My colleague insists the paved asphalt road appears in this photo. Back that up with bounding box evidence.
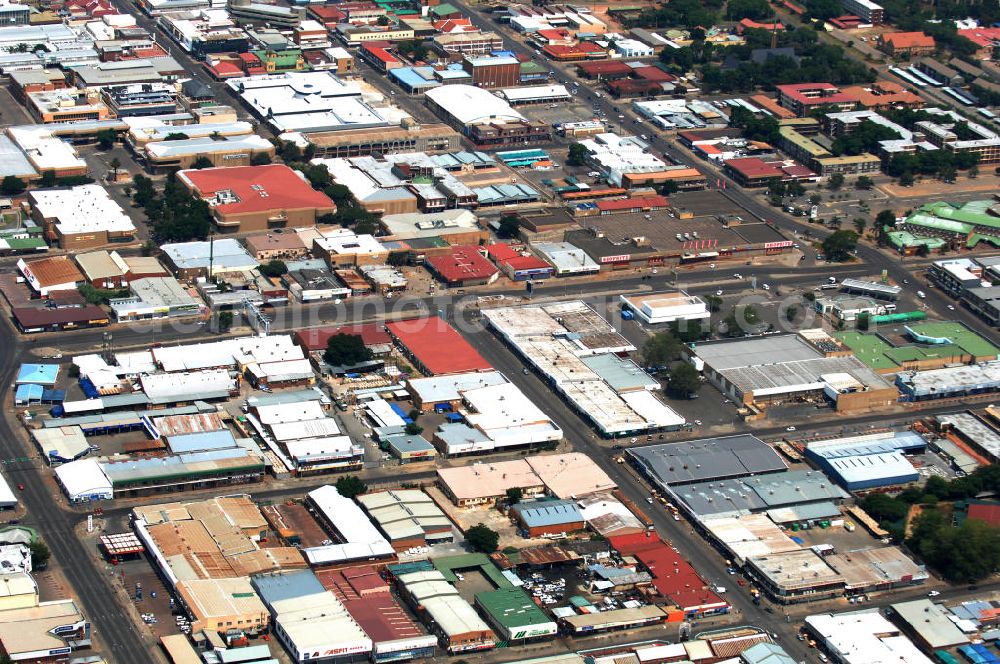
[0,330,152,663]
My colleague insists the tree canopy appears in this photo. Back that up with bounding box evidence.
[335,475,367,499]
[497,215,521,239]
[642,331,682,368]
[323,333,373,367]
[821,230,859,262]
[666,363,702,398]
[259,260,288,278]
[567,143,589,167]
[466,523,500,553]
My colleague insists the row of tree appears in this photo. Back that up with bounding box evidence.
[131,173,212,243]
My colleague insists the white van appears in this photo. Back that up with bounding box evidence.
[917,290,926,299]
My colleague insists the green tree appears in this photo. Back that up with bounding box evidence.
[29,541,50,569]
[908,512,1000,584]
[505,487,523,505]
[827,173,845,190]
[191,156,214,169]
[404,422,424,435]
[108,156,122,181]
[821,230,859,262]
[853,218,867,236]
[666,363,702,398]
[658,180,680,195]
[335,475,368,499]
[809,193,822,206]
[786,180,806,198]
[856,175,874,190]
[859,492,909,523]
[642,331,681,368]
[95,128,116,150]
[132,175,156,207]
[567,142,589,167]
[785,305,799,322]
[0,176,26,196]
[704,294,723,312]
[497,214,521,239]
[259,260,287,278]
[217,311,234,332]
[466,523,500,553]
[899,171,915,187]
[163,132,189,141]
[323,333,374,367]
[278,140,303,163]
[387,251,408,267]
[251,153,272,166]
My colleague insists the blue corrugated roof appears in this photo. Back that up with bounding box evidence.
[252,570,325,606]
[512,500,582,528]
[14,384,43,403]
[166,430,237,454]
[17,363,59,385]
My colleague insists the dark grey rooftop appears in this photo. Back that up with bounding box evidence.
[627,434,787,486]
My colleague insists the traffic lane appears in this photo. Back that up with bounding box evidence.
[0,358,152,663]
[34,259,871,353]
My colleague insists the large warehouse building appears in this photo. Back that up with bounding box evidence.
[424,85,551,147]
[804,431,925,491]
[483,301,685,436]
[627,435,787,488]
[690,330,899,414]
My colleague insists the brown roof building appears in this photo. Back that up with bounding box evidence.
[16,256,84,296]
[243,232,311,261]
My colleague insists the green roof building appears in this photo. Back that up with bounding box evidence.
[898,200,1000,249]
[835,321,999,373]
[474,588,557,641]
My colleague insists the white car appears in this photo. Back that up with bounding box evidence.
[762,283,770,291]
[928,590,941,597]
[716,290,723,296]
[947,305,955,310]
[786,426,796,432]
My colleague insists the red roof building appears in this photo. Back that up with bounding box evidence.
[595,195,669,214]
[776,83,858,116]
[738,18,784,33]
[205,59,244,80]
[434,18,478,33]
[959,26,1000,48]
[609,533,729,616]
[723,157,785,188]
[294,324,393,354]
[485,243,553,281]
[968,502,1000,526]
[178,165,337,233]
[879,32,935,56]
[316,567,436,655]
[631,66,676,83]
[360,42,403,73]
[386,317,492,375]
[425,246,499,287]
[608,79,666,98]
[576,59,632,79]
[543,42,606,61]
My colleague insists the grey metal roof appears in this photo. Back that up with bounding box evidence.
[252,570,325,607]
[694,335,820,370]
[674,470,847,517]
[0,135,36,179]
[628,434,787,487]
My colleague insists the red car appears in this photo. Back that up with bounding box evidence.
[16,484,24,491]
